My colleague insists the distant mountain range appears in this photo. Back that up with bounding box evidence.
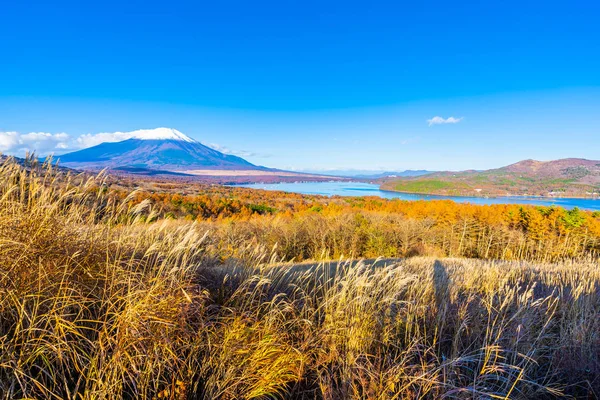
[380,158,600,198]
[302,169,434,179]
[54,130,600,197]
[354,170,433,179]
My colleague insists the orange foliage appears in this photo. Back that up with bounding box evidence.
[104,181,600,262]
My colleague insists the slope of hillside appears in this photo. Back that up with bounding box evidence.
[59,137,259,171]
[381,158,600,197]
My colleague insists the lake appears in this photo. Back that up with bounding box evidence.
[234,181,600,211]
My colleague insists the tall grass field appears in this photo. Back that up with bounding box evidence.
[1,157,599,399]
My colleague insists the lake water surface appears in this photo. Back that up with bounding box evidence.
[235,181,600,211]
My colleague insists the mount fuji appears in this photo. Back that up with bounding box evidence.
[58,128,262,172]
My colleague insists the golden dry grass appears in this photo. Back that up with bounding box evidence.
[0,157,599,399]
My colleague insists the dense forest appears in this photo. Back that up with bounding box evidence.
[107,174,600,262]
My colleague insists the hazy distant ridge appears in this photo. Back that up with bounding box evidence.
[303,169,434,178]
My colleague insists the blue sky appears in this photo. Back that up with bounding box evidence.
[1,0,599,171]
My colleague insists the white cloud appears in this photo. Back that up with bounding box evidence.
[427,116,463,126]
[76,128,195,148]
[0,130,154,157]
[0,128,269,159]
[0,127,201,157]
[0,128,194,157]
[0,132,21,152]
[0,131,72,156]
[205,142,271,158]
[206,142,248,157]
[400,136,420,145]
[75,131,141,149]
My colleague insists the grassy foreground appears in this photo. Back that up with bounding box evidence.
[1,158,599,399]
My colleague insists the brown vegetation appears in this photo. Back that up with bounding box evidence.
[108,172,600,263]
[1,156,599,399]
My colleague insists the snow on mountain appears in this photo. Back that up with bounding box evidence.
[125,128,196,143]
[76,127,197,149]
[59,128,261,172]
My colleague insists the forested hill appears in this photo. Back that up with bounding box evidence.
[380,158,600,198]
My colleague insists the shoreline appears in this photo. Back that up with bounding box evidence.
[379,186,600,200]
[232,181,600,211]
[378,187,600,201]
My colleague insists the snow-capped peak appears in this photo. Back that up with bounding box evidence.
[74,127,197,149]
[128,128,196,143]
